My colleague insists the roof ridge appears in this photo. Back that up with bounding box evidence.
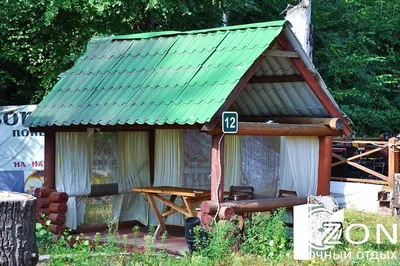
[111,20,287,40]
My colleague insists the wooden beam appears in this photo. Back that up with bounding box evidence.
[200,197,307,214]
[388,137,399,188]
[278,33,352,136]
[201,38,280,132]
[239,117,343,129]
[331,177,388,186]
[44,132,56,189]
[262,50,299,57]
[211,135,224,203]
[332,153,388,181]
[29,123,202,133]
[149,130,155,186]
[207,122,341,136]
[331,145,388,167]
[247,75,303,84]
[88,183,118,197]
[317,136,333,195]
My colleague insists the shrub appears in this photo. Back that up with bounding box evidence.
[241,208,290,259]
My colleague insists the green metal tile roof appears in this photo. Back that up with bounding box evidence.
[26,20,286,127]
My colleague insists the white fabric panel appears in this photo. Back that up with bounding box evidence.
[278,137,295,192]
[224,135,242,190]
[113,132,150,224]
[151,129,184,226]
[55,132,93,230]
[279,136,319,197]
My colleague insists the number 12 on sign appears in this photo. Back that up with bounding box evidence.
[222,111,238,133]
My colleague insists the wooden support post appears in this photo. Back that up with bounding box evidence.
[317,136,333,195]
[388,137,399,188]
[44,131,56,189]
[149,130,155,186]
[211,135,224,203]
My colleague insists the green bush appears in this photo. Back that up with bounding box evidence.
[241,208,290,259]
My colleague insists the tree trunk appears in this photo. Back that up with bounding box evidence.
[0,191,38,266]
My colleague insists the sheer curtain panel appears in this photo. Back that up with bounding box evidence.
[279,136,319,197]
[151,129,184,226]
[55,132,93,230]
[224,135,242,190]
[113,132,151,224]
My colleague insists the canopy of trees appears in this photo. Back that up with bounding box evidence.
[1,0,398,135]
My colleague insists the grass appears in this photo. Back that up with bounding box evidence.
[37,208,400,266]
[83,197,114,225]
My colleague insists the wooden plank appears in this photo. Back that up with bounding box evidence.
[317,136,333,195]
[347,162,388,181]
[132,186,210,197]
[278,33,352,136]
[30,123,202,133]
[44,132,56,189]
[182,196,196,217]
[262,50,299,57]
[207,122,341,136]
[332,153,389,181]
[247,75,303,84]
[211,135,224,202]
[331,177,388,185]
[388,137,399,188]
[152,194,191,217]
[161,195,213,218]
[331,145,388,167]
[145,194,167,238]
[333,140,388,145]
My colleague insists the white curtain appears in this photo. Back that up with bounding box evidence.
[151,129,184,226]
[279,136,319,197]
[55,132,93,230]
[112,132,150,224]
[224,135,242,190]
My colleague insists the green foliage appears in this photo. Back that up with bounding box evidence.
[192,219,241,264]
[241,209,289,259]
[312,0,400,135]
[36,219,53,250]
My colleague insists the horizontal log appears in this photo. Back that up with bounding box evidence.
[37,198,51,208]
[38,208,50,216]
[33,187,57,198]
[238,117,343,130]
[331,177,388,185]
[218,207,235,220]
[49,192,69,203]
[49,203,68,214]
[200,213,214,230]
[201,197,307,214]
[206,122,341,136]
[49,224,66,235]
[89,183,118,198]
[48,213,66,225]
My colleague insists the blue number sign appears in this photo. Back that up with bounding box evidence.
[222,111,238,133]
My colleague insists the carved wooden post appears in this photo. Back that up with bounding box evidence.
[0,192,38,265]
[317,136,333,195]
[388,137,399,188]
[44,131,56,189]
[211,135,224,203]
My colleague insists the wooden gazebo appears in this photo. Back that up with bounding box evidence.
[25,20,351,232]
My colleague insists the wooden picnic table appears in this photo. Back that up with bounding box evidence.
[132,186,221,238]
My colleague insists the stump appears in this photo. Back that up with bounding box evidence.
[0,191,38,266]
